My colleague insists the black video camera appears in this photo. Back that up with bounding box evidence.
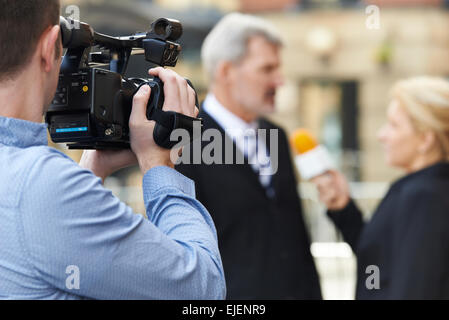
[45,16,202,150]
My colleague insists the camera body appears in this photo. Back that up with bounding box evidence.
[46,17,200,150]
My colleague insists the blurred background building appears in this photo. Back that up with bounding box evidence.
[58,0,449,299]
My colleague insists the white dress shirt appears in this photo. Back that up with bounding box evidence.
[203,94,273,190]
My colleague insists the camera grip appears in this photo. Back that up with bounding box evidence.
[152,109,202,149]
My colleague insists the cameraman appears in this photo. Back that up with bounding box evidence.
[0,0,225,300]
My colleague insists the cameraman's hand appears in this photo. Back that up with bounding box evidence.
[312,170,351,211]
[79,149,137,183]
[129,67,199,174]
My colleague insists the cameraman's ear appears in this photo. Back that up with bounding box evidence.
[41,25,61,73]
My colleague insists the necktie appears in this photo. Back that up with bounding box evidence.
[243,130,275,198]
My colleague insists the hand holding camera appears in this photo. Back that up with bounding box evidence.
[130,67,199,173]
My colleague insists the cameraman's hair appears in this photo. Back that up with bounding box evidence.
[0,0,60,82]
[201,13,283,83]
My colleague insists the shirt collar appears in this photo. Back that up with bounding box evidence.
[203,93,259,137]
[0,116,48,148]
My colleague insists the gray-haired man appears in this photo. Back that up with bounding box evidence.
[176,13,322,300]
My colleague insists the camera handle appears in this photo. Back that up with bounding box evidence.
[150,108,202,149]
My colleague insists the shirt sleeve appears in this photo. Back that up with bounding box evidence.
[18,151,226,300]
[327,200,365,253]
[175,162,202,200]
[388,189,449,299]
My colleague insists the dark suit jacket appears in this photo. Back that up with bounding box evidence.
[176,109,322,300]
[328,162,449,299]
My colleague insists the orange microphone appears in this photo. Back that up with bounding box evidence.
[290,129,334,180]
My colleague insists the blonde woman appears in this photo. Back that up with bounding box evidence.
[315,77,449,299]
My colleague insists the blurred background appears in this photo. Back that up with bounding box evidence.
[57,0,449,299]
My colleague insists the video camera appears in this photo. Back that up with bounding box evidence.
[45,16,202,150]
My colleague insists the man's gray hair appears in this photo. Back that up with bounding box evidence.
[201,12,283,82]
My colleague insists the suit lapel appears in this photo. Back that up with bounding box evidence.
[199,109,268,195]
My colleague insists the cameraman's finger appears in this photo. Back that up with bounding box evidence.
[148,66,165,77]
[149,67,194,116]
[177,77,190,115]
[130,85,151,124]
[188,86,197,117]
[148,68,182,113]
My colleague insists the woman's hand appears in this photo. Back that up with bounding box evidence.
[312,170,351,211]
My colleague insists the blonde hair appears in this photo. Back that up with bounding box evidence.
[392,76,449,161]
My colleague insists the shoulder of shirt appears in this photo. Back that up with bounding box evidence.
[3,145,89,209]
[19,145,92,190]
[21,145,76,165]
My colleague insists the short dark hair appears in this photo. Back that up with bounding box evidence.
[0,0,60,81]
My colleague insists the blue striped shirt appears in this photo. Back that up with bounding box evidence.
[0,116,225,300]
